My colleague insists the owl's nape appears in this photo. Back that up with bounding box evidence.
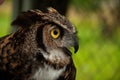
[0,7,79,80]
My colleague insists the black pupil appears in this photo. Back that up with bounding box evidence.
[54,29,58,35]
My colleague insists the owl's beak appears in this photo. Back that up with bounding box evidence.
[62,34,79,55]
[73,38,79,53]
[62,39,79,56]
[74,41,79,53]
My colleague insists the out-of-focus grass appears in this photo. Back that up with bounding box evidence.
[0,13,11,37]
[69,13,120,80]
[0,1,11,37]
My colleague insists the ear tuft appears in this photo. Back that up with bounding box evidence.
[47,7,58,14]
[11,11,40,27]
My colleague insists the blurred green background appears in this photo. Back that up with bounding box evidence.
[0,0,120,80]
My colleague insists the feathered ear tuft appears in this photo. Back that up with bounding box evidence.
[47,7,58,13]
[11,10,41,28]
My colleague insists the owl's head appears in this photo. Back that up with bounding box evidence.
[12,8,79,67]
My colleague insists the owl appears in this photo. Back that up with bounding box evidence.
[0,8,79,80]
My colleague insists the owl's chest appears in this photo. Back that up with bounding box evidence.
[31,64,66,80]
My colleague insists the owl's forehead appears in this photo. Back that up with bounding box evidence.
[45,11,76,33]
[31,8,76,33]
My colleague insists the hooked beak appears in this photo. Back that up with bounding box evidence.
[63,37,79,56]
[62,34,79,56]
[73,37,79,53]
[74,40,79,53]
[64,40,79,56]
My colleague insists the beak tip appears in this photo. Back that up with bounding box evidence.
[74,50,77,53]
[74,44,79,53]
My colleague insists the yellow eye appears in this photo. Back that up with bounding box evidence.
[51,28,60,39]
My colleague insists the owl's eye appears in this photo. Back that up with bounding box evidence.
[50,28,60,39]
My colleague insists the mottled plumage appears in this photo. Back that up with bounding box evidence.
[0,8,79,80]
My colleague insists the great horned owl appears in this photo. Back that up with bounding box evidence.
[0,8,79,80]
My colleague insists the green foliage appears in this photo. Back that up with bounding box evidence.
[0,13,10,37]
[70,0,102,11]
[71,16,120,80]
